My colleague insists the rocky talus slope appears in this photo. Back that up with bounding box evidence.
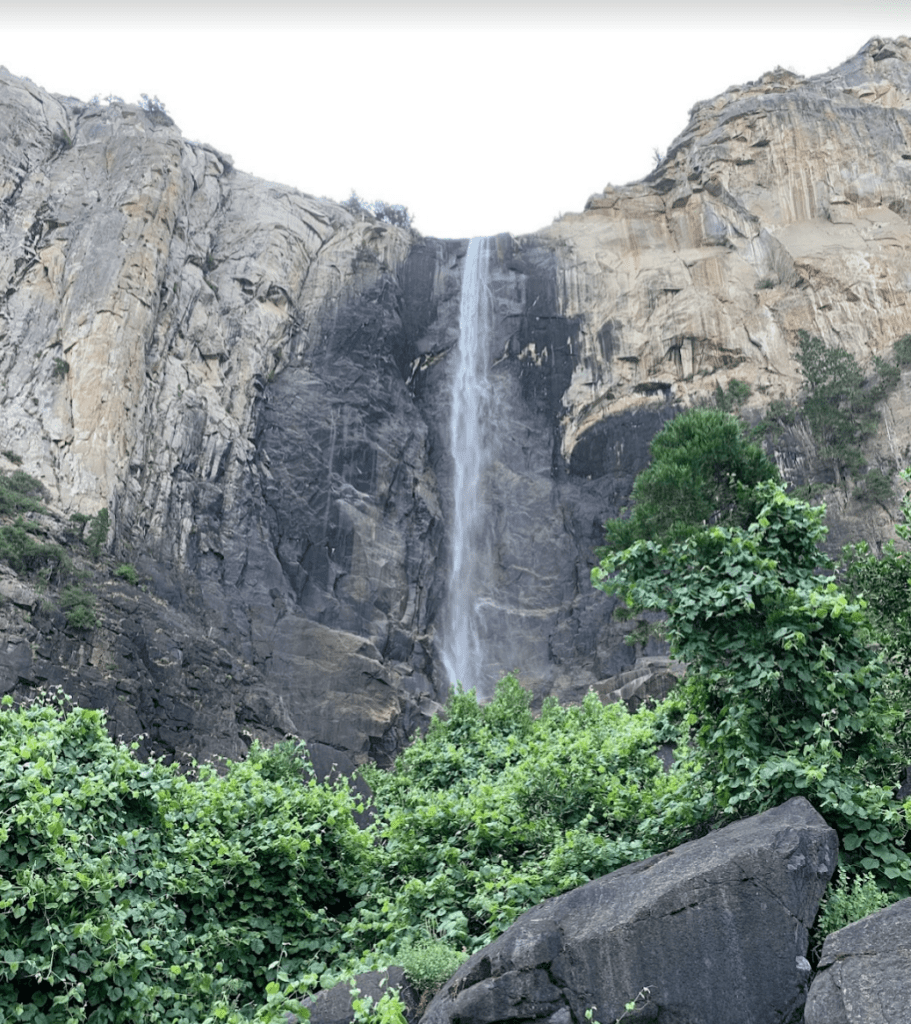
[1,37,911,763]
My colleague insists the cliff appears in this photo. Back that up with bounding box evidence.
[1,36,911,765]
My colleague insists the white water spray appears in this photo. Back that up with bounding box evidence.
[442,236,496,694]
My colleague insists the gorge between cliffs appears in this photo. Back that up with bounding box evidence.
[2,36,911,768]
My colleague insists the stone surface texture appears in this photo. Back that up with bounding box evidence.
[420,797,837,1024]
[1,39,911,761]
[804,897,911,1024]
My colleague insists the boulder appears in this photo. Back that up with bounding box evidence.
[421,797,837,1024]
[804,897,911,1024]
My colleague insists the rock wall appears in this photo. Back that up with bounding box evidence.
[2,37,911,763]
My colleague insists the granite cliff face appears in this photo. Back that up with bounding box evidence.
[2,37,911,764]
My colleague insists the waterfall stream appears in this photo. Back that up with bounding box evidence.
[441,236,496,695]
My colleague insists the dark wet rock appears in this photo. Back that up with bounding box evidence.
[421,798,837,1024]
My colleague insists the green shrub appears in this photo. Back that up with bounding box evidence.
[853,467,894,504]
[0,469,47,516]
[713,378,752,413]
[813,870,900,954]
[0,694,369,1022]
[341,191,412,229]
[349,676,693,963]
[594,418,911,890]
[351,987,408,1024]
[0,517,64,577]
[399,936,467,994]
[795,330,902,483]
[114,563,139,586]
[52,357,69,380]
[894,334,911,366]
[1,450,22,465]
[60,584,98,629]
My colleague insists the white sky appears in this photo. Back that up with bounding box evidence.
[4,3,910,240]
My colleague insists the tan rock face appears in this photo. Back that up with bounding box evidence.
[2,38,911,762]
[539,36,911,489]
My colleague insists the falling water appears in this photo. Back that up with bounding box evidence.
[441,236,496,694]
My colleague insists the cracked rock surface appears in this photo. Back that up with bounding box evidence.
[805,898,911,1024]
[3,38,911,762]
[421,797,837,1024]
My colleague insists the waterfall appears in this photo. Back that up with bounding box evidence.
[441,236,496,695]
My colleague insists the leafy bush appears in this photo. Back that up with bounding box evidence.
[594,412,911,890]
[114,563,139,586]
[0,516,64,577]
[813,870,899,953]
[349,675,694,964]
[853,467,893,504]
[68,511,91,541]
[600,409,779,553]
[0,469,48,516]
[894,334,911,367]
[1,450,21,465]
[713,378,752,412]
[0,696,370,1022]
[60,584,98,629]
[399,937,467,994]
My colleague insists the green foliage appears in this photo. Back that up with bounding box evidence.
[601,408,779,554]
[1,450,22,465]
[853,467,894,504]
[350,675,694,965]
[52,358,70,381]
[713,378,752,413]
[841,468,911,754]
[0,469,48,517]
[398,936,467,994]
[86,508,110,560]
[594,480,911,887]
[68,512,91,542]
[759,398,798,439]
[350,987,407,1024]
[814,870,899,949]
[0,694,368,1022]
[114,563,139,586]
[0,516,64,578]
[894,334,911,367]
[60,584,98,630]
[795,330,897,481]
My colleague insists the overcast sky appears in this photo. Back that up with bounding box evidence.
[5,4,910,240]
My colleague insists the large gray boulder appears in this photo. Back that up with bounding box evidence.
[421,797,837,1024]
[804,897,911,1024]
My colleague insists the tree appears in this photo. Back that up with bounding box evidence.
[341,190,412,229]
[593,424,911,886]
[601,408,779,553]
[795,330,891,483]
[842,468,911,751]
[86,507,110,560]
